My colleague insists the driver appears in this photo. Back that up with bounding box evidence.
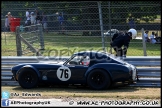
[81,56,90,66]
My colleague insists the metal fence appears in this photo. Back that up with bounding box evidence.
[1,1,161,56]
[1,56,161,87]
[15,24,44,56]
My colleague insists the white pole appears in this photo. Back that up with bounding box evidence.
[98,1,105,52]
[108,1,112,54]
[141,28,147,56]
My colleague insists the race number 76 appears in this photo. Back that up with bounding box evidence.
[57,66,71,81]
[60,69,68,78]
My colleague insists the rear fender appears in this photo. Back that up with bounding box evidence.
[85,63,115,79]
[17,65,41,81]
[85,63,128,81]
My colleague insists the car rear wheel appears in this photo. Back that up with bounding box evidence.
[87,69,111,90]
[18,68,39,89]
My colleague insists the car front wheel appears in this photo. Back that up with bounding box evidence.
[18,68,39,89]
[87,69,111,90]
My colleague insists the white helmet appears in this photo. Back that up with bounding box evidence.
[128,28,137,39]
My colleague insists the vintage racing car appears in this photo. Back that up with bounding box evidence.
[11,51,138,90]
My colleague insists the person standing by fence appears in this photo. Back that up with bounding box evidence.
[42,12,48,33]
[5,15,9,32]
[154,33,161,43]
[35,9,42,24]
[30,12,36,25]
[128,16,136,29]
[144,30,150,42]
[58,13,64,34]
[7,12,12,31]
[30,12,36,31]
[150,31,157,44]
[25,9,31,26]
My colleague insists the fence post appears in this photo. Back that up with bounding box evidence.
[15,26,22,56]
[98,1,105,52]
[108,1,112,54]
[38,24,45,50]
[141,28,147,56]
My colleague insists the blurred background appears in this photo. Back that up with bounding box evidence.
[1,1,161,56]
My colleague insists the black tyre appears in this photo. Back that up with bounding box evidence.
[87,69,111,90]
[18,68,39,89]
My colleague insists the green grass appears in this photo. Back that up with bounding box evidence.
[1,32,161,56]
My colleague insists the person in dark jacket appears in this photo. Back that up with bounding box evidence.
[35,9,42,24]
[111,29,137,57]
[111,31,125,42]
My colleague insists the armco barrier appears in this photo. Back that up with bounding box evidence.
[1,56,161,87]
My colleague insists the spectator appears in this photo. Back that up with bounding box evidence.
[30,12,36,25]
[128,16,136,29]
[58,13,64,34]
[7,12,12,31]
[150,32,156,44]
[42,12,48,33]
[30,12,36,31]
[144,30,150,42]
[35,9,42,24]
[155,33,161,43]
[5,15,9,32]
[25,9,31,26]
[24,9,31,32]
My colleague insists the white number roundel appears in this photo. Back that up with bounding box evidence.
[56,66,71,81]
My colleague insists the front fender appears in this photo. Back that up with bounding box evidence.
[16,65,41,81]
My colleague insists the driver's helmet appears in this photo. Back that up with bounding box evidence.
[81,57,90,66]
[128,28,137,39]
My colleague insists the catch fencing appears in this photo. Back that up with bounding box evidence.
[1,1,161,56]
[1,56,161,87]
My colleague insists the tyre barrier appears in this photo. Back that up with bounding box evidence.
[1,56,161,87]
